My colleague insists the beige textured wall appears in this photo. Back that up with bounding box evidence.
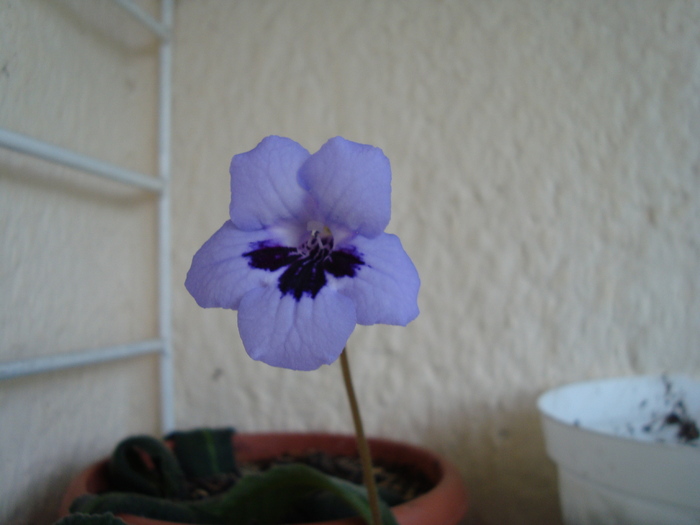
[1,1,161,524]
[172,2,700,524]
[2,1,699,525]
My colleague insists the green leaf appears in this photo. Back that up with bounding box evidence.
[70,464,398,525]
[208,464,398,525]
[109,435,188,498]
[166,428,239,479]
[52,513,128,525]
[70,493,208,524]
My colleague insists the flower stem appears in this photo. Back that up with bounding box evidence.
[340,348,382,525]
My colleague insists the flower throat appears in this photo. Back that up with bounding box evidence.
[243,221,364,301]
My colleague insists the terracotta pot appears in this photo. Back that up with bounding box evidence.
[59,432,469,525]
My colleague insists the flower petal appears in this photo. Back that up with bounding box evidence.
[237,286,357,371]
[229,136,311,231]
[298,137,391,238]
[185,221,287,310]
[334,233,420,326]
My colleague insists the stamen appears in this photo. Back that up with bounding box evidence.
[299,221,334,257]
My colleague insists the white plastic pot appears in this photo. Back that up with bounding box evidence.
[537,375,700,525]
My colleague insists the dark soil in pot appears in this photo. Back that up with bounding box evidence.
[186,449,434,505]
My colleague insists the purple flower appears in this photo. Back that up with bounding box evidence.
[185,136,420,371]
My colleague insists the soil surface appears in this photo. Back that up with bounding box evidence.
[640,377,699,445]
[185,450,434,504]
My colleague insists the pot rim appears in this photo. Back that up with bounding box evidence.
[537,374,700,448]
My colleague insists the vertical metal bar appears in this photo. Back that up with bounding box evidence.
[158,0,175,433]
[0,1,176,433]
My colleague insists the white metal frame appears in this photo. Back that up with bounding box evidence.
[0,0,175,433]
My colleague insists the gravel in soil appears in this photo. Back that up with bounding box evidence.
[185,450,434,504]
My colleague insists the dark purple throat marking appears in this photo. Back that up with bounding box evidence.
[243,238,364,300]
